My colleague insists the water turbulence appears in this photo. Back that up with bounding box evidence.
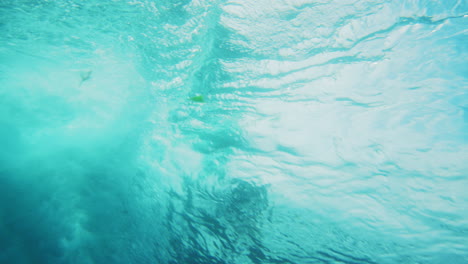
[0,0,467,263]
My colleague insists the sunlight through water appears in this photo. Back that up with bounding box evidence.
[0,0,467,263]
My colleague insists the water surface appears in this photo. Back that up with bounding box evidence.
[0,0,467,263]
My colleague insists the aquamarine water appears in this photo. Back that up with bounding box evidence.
[0,1,467,263]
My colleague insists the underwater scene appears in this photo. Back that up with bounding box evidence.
[0,0,467,263]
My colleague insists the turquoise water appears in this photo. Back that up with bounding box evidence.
[0,0,467,263]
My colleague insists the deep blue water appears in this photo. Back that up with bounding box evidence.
[0,0,467,263]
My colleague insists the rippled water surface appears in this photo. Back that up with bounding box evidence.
[0,0,467,263]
